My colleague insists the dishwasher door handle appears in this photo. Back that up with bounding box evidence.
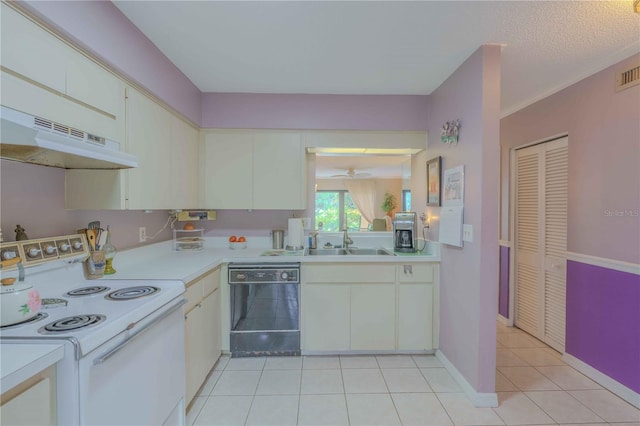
[93,299,187,365]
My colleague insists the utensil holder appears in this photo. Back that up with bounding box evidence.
[84,250,106,279]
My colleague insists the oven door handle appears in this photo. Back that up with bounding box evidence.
[93,299,187,365]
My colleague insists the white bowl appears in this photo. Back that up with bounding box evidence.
[229,241,247,250]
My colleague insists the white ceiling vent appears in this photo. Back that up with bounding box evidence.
[615,65,640,92]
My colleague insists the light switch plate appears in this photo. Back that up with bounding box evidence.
[301,217,311,230]
[462,224,473,242]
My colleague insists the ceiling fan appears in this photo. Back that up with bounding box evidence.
[330,167,372,178]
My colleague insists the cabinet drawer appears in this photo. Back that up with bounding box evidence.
[397,264,434,283]
[303,264,395,283]
[184,280,204,312]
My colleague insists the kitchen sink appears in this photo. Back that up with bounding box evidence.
[307,248,349,256]
[306,248,395,256]
[347,248,395,256]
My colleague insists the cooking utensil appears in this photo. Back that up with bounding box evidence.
[86,229,96,251]
[88,221,100,230]
[97,229,107,250]
[0,257,40,326]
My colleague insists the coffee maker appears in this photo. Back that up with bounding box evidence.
[393,212,418,253]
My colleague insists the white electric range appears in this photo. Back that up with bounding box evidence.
[1,249,186,425]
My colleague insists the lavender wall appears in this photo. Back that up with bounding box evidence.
[566,261,640,393]
[501,54,640,264]
[0,160,173,250]
[19,0,201,124]
[201,93,429,131]
[425,45,501,393]
[499,245,510,318]
[500,54,640,396]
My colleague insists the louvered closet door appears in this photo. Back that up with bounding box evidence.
[514,137,568,352]
[515,146,542,338]
[542,139,568,352]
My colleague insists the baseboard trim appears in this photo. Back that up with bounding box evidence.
[497,314,511,326]
[563,352,640,409]
[435,350,498,408]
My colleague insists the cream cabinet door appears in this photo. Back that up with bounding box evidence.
[65,54,121,118]
[398,284,434,350]
[252,133,305,209]
[210,288,222,365]
[1,376,55,426]
[302,284,350,351]
[350,284,396,350]
[203,133,253,209]
[1,3,66,93]
[185,303,206,404]
[126,88,172,209]
[171,116,200,208]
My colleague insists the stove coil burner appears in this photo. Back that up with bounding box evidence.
[1,312,49,329]
[66,286,111,297]
[106,286,160,301]
[38,314,106,334]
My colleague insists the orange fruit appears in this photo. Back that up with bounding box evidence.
[229,236,237,242]
[183,222,195,230]
[238,236,246,242]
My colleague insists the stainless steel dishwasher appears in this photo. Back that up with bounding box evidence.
[228,263,300,357]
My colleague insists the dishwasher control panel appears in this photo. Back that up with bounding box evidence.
[228,263,300,284]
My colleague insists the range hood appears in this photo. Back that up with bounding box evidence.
[0,106,138,169]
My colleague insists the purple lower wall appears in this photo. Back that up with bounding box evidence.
[566,260,640,393]
[499,246,510,318]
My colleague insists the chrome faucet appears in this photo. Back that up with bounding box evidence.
[310,231,319,249]
[342,228,354,249]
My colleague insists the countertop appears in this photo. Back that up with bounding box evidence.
[101,237,440,283]
[0,343,64,394]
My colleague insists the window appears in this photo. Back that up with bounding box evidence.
[402,190,412,211]
[315,190,362,231]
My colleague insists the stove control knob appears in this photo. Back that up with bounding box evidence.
[44,244,57,255]
[280,271,289,281]
[72,241,83,250]
[58,243,71,252]
[27,247,41,258]
[2,250,17,260]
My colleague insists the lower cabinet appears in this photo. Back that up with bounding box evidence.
[351,284,396,350]
[184,268,221,405]
[0,366,56,426]
[303,284,350,351]
[301,263,437,353]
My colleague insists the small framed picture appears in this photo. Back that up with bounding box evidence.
[426,156,442,206]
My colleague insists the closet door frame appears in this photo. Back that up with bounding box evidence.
[508,133,568,346]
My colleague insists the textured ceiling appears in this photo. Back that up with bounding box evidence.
[114,1,640,115]
[113,1,639,178]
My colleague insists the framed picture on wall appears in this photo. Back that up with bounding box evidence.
[426,156,442,206]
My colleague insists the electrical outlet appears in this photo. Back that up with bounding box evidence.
[139,227,146,243]
[301,217,311,230]
[462,224,473,242]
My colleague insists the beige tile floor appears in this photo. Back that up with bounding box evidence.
[187,324,640,425]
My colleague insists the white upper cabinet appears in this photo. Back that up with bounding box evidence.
[202,130,306,210]
[203,132,253,209]
[253,133,305,209]
[66,88,200,210]
[171,116,200,209]
[126,88,172,210]
[1,4,66,93]
[1,3,125,142]
[66,53,121,118]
